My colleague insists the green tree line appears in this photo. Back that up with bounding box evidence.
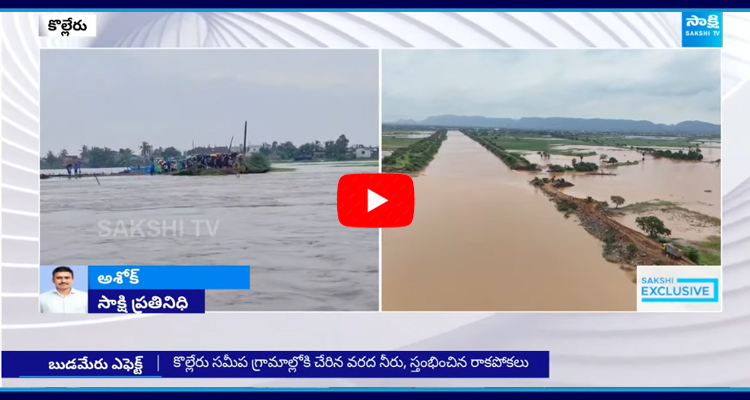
[382,130,448,172]
[257,134,353,161]
[635,147,704,161]
[42,135,365,169]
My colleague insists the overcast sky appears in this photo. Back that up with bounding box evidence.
[42,50,379,154]
[382,50,721,125]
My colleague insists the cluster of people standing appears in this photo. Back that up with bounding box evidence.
[62,153,249,177]
[145,152,246,175]
[185,153,245,169]
[65,163,82,177]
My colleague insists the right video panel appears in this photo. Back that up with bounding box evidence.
[381,49,721,312]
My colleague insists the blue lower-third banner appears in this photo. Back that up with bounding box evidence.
[2,351,549,378]
[88,290,205,314]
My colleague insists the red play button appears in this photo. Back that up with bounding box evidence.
[337,173,414,228]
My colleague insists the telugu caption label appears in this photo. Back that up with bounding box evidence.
[39,14,97,37]
[96,268,141,285]
[2,351,550,379]
[88,290,206,314]
[88,265,250,290]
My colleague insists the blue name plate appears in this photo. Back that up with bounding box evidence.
[88,266,250,290]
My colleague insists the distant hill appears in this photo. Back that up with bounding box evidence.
[391,115,720,135]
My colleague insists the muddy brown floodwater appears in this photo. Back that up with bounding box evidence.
[524,144,721,242]
[531,145,720,219]
[382,131,636,312]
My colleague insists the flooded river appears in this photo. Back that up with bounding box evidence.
[526,144,721,241]
[382,131,636,312]
[529,145,720,218]
[41,162,379,312]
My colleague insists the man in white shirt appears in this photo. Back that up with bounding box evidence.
[39,266,89,313]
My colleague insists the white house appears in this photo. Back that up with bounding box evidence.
[230,144,261,154]
[355,148,372,158]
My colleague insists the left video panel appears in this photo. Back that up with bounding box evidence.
[39,49,381,312]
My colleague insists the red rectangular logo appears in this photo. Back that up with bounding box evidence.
[337,173,414,228]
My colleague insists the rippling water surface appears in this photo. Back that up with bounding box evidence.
[382,131,636,312]
[41,162,379,312]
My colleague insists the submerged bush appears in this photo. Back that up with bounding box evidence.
[244,153,271,173]
[556,200,577,212]
[685,247,700,263]
[549,165,566,173]
[626,243,637,259]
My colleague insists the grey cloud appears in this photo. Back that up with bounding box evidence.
[382,49,720,125]
[41,49,379,154]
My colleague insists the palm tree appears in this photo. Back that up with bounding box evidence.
[45,150,57,165]
[118,148,134,165]
[139,141,152,157]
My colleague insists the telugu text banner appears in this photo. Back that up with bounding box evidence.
[2,351,549,379]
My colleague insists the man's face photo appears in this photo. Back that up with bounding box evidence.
[53,271,73,292]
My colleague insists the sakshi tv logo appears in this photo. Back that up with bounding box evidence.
[637,266,722,312]
[681,12,722,48]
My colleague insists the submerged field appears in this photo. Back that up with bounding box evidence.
[464,129,721,265]
[475,136,590,155]
[382,130,448,173]
[382,128,721,312]
[382,137,422,151]
[614,200,721,265]
[461,128,722,266]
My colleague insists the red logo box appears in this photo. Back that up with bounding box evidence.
[337,173,414,228]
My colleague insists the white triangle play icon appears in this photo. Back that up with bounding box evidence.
[367,189,388,213]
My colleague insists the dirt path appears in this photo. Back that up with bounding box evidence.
[536,181,694,267]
